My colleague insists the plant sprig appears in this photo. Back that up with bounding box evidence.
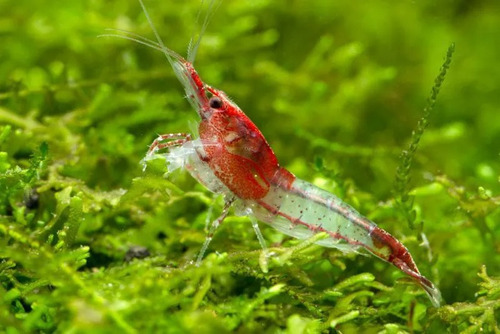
[394,43,455,230]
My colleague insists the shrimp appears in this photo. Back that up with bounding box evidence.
[105,0,442,307]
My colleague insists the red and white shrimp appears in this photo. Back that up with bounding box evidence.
[106,0,441,307]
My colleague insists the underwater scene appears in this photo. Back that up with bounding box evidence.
[1,0,499,332]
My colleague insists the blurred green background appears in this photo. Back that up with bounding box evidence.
[1,0,499,332]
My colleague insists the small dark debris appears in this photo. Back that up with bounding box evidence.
[125,246,150,261]
[24,189,39,209]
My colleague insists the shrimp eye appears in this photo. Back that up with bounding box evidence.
[209,97,223,109]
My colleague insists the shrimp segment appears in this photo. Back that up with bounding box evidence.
[125,0,442,307]
[240,178,442,307]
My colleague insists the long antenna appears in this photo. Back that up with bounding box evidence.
[138,0,175,67]
[187,0,221,64]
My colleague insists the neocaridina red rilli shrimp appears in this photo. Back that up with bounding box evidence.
[102,0,441,307]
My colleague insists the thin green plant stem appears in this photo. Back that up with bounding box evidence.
[394,43,455,230]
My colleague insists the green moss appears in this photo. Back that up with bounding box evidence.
[1,0,499,332]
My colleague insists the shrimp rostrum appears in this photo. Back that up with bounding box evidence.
[108,0,442,307]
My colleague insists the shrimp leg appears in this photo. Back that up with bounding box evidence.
[146,133,192,155]
[196,198,234,266]
[141,133,192,170]
[249,215,268,254]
